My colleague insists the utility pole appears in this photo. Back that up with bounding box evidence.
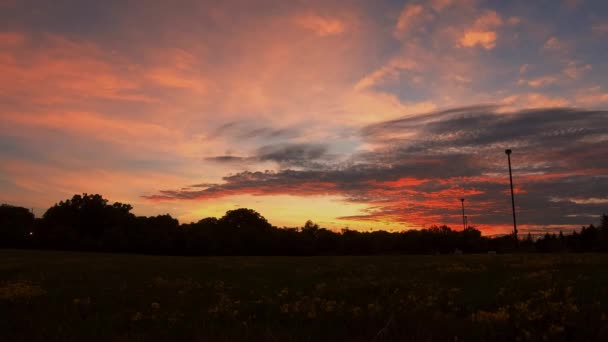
[505,149,518,242]
[460,198,466,230]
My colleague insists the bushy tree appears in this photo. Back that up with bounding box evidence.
[2,194,607,256]
[0,204,35,247]
[39,194,134,250]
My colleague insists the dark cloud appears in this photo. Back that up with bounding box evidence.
[204,155,245,163]
[205,143,330,168]
[363,107,606,162]
[146,106,608,233]
[257,143,328,164]
[238,128,296,140]
[188,183,216,188]
[209,121,299,141]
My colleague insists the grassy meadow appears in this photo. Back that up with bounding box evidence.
[1,250,608,341]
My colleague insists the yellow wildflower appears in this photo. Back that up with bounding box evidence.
[131,312,143,321]
[325,300,336,313]
[0,282,46,301]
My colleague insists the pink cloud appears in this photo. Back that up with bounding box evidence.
[563,61,592,79]
[458,10,503,50]
[519,64,530,74]
[394,4,427,38]
[0,32,25,46]
[295,14,348,36]
[575,87,608,106]
[354,57,418,91]
[430,0,454,12]
[459,31,497,49]
[502,93,569,108]
[518,75,560,88]
[543,36,564,50]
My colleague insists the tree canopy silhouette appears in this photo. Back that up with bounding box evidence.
[0,194,606,255]
[0,204,34,247]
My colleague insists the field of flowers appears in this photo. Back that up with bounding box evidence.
[1,250,608,341]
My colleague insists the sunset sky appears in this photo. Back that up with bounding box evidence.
[1,0,607,234]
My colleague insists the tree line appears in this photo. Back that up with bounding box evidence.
[1,194,607,255]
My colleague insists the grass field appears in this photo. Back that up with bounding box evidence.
[1,250,608,341]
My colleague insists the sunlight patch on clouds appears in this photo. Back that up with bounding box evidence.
[563,61,592,79]
[458,10,503,50]
[575,87,608,106]
[394,4,426,38]
[518,75,560,88]
[459,31,497,49]
[543,36,564,51]
[295,14,347,36]
[430,0,454,12]
[502,93,569,109]
[354,57,418,91]
[473,10,503,28]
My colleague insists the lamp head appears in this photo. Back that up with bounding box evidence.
[460,198,465,202]
[505,149,512,155]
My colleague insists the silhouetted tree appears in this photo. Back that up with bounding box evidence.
[129,214,179,254]
[0,204,35,247]
[39,194,134,250]
[2,194,607,256]
[218,208,272,255]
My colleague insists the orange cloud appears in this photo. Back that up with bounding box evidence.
[394,4,427,38]
[0,32,25,46]
[473,10,503,28]
[518,75,560,88]
[563,61,592,79]
[458,10,502,49]
[459,31,497,49]
[354,57,418,91]
[376,177,428,188]
[295,14,347,36]
[1,111,177,148]
[502,93,569,108]
[430,0,454,12]
[543,36,563,50]
[507,16,522,26]
[146,67,210,93]
[575,87,608,106]
[0,34,155,104]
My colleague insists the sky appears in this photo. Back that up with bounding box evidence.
[0,0,607,235]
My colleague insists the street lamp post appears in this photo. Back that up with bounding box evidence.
[460,198,466,230]
[505,149,518,242]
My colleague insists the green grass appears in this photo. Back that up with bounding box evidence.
[1,250,608,341]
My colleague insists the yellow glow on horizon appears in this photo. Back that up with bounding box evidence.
[177,194,410,231]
